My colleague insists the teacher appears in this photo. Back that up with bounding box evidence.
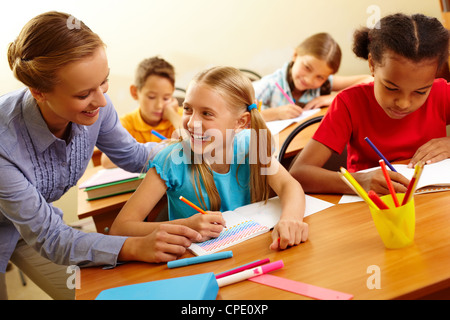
[0,11,201,300]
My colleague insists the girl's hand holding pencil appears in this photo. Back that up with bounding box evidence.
[179,196,226,241]
[183,212,226,242]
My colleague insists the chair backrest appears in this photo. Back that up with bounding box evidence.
[278,116,324,161]
[174,87,186,105]
[239,69,262,82]
[278,115,347,171]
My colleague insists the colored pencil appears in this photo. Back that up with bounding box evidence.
[401,161,424,206]
[151,129,167,140]
[379,159,400,207]
[275,82,295,105]
[339,167,377,209]
[364,137,397,172]
[179,196,208,214]
[368,190,390,210]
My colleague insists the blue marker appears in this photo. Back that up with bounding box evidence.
[364,137,397,172]
[151,129,167,140]
[167,251,233,269]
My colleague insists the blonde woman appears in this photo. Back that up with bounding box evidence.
[254,32,373,121]
[0,11,200,300]
[110,66,309,250]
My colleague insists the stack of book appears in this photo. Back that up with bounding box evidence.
[79,167,145,201]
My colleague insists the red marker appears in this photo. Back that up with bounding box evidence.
[379,159,399,207]
[368,190,389,210]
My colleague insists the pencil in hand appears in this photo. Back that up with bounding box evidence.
[179,196,208,215]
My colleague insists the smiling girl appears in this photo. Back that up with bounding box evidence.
[110,66,309,250]
[253,33,372,121]
[289,13,450,195]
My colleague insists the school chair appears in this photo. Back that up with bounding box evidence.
[278,115,347,171]
[174,87,186,105]
[238,69,262,82]
[278,116,324,162]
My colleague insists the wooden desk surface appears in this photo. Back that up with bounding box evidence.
[76,191,450,300]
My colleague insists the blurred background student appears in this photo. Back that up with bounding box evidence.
[253,33,372,121]
[101,56,182,167]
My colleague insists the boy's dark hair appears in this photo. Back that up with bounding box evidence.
[353,13,450,69]
[134,56,175,90]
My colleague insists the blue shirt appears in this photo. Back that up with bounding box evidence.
[253,62,333,109]
[150,130,251,220]
[0,88,158,273]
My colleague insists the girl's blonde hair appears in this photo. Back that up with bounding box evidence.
[188,66,272,211]
[296,32,341,74]
[7,11,105,93]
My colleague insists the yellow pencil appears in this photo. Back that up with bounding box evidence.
[339,167,378,210]
[401,161,424,206]
[179,196,208,214]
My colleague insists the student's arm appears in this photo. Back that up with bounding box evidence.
[267,162,308,250]
[289,139,408,195]
[109,168,169,236]
[110,168,226,239]
[408,137,450,168]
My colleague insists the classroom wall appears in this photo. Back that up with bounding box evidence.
[0,0,443,224]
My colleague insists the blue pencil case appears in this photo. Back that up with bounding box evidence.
[95,272,218,300]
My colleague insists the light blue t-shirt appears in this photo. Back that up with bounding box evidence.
[150,130,252,220]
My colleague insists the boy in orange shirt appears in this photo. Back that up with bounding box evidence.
[102,57,182,167]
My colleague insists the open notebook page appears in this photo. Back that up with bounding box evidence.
[189,195,334,255]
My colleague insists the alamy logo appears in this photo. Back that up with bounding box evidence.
[66,15,81,30]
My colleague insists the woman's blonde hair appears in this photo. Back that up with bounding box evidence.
[7,11,105,92]
[188,66,272,211]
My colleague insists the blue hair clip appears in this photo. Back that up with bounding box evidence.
[247,103,257,112]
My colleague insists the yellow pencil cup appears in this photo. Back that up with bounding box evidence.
[369,193,415,249]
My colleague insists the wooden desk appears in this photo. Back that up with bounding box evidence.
[76,190,450,300]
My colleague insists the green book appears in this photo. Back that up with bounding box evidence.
[84,174,145,200]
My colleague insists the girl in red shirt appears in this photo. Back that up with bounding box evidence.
[290,13,450,195]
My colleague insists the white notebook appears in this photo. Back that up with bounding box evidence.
[340,159,450,204]
[188,195,334,256]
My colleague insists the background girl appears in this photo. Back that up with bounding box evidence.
[111,66,309,250]
[253,32,372,121]
[289,13,450,195]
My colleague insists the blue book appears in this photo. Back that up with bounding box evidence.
[95,272,218,300]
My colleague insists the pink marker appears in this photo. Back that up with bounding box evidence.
[216,260,284,287]
[275,82,295,105]
[215,258,270,279]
